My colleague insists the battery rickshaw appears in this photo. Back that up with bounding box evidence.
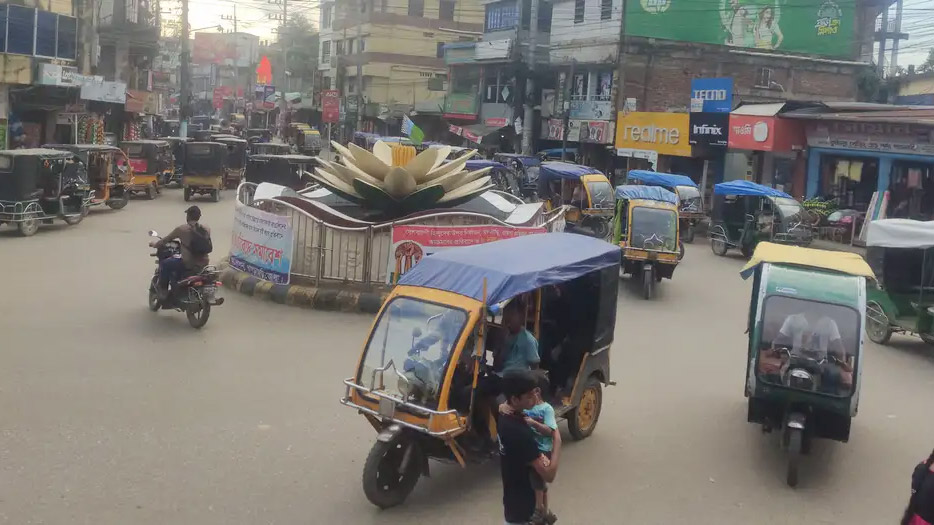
[182,142,227,202]
[710,180,812,258]
[626,170,704,242]
[741,242,872,487]
[44,144,132,210]
[0,149,92,236]
[244,154,317,190]
[341,233,619,508]
[249,141,292,157]
[612,185,681,299]
[159,136,191,186]
[864,219,934,345]
[246,128,272,144]
[121,139,172,199]
[214,136,248,189]
[538,162,614,238]
[494,153,540,199]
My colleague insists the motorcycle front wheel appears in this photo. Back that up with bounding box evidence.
[148,283,160,312]
[186,296,211,329]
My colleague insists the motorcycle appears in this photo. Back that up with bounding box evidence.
[147,230,224,329]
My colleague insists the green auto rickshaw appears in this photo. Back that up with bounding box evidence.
[710,180,812,257]
[741,242,873,487]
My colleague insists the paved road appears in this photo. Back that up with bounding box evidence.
[2,191,934,524]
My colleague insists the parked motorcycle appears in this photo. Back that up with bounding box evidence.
[147,230,224,329]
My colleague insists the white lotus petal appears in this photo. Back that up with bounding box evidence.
[331,141,355,163]
[403,148,442,182]
[420,166,491,192]
[424,150,478,181]
[313,167,362,197]
[438,176,492,203]
[384,167,417,198]
[372,140,393,165]
[331,161,385,188]
[428,146,451,171]
[349,143,391,178]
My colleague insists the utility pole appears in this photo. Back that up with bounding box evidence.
[179,0,190,138]
[222,6,239,114]
[561,59,575,161]
[521,0,539,155]
[355,0,364,133]
[890,0,905,73]
[877,4,888,75]
[269,0,289,137]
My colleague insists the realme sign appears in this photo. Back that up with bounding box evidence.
[615,112,692,157]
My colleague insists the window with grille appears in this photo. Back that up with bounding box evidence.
[322,5,332,28]
[574,0,584,23]
[756,67,772,88]
[409,0,424,17]
[347,38,355,54]
[485,1,519,31]
[321,40,331,62]
[7,5,35,55]
[437,42,445,58]
[336,40,344,55]
[600,0,611,20]
[440,0,455,20]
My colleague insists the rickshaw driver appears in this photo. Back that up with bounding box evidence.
[773,311,852,393]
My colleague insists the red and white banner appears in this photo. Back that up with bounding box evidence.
[387,224,546,283]
[322,90,340,123]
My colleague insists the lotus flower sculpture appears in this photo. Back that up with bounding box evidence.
[312,140,494,216]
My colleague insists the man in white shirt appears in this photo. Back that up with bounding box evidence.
[773,312,851,393]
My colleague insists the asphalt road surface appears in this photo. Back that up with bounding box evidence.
[2,190,933,524]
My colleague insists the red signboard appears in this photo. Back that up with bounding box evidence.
[212,86,232,109]
[728,115,805,152]
[485,117,508,127]
[128,158,148,173]
[448,124,463,136]
[322,90,340,123]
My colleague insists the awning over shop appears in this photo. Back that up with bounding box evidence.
[728,103,805,153]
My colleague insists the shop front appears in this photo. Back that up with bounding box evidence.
[615,111,697,184]
[804,118,934,219]
[540,117,615,171]
[727,108,807,198]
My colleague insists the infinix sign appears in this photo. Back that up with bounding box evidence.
[689,112,729,147]
[615,112,692,157]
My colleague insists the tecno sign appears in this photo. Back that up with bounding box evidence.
[615,112,692,157]
[692,89,728,102]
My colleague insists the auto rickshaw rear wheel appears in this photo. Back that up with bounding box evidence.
[684,224,695,243]
[183,188,192,201]
[711,238,728,256]
[211,190,220,202]
[568,377,603,440]
[17,218,39,237]
[866,301,892,345]
[146,184,157,200]
[786,428,802,487]
[107,194,129,210]
[362,436,421,508]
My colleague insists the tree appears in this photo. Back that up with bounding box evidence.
[919,48,934,74]
[280,14,319,90]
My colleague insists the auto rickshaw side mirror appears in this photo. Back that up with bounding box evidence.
[148,230,159,237]
[412,327,422,339]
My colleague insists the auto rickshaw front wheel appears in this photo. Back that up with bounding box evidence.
[567,376,603,440]
[362,435,422,508]
[786,427,803,487]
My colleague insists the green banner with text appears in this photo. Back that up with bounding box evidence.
[625,0,853,57]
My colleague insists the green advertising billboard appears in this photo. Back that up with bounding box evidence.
[625,0,853,57]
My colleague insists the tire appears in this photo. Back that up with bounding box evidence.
[211,189,220,202]
[183,187,192,202]
[567,376,603,440]
[920,334,934,346]
[684,224,695,243]
[186,297,211,329]
[362,436,421,509]
[711,238,728,256]
[741,243,755,258]
[678,240,685,261]
[866,301,892,345]
[63,208,85,226]
[588,218,609,240]
[642,266,654,300]
[17,218,39,237]
[107,193,129,210]
[787,428,803,487]
[148,281,161,312]
[146,183,157,200]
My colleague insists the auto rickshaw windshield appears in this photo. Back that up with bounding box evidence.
[631,206,678,251]
[757,295,859,397]
[774,197,806,223]
[587,181,613,208]
[125,144,144,156]
[360,297,469,409]
[677,185,701,211]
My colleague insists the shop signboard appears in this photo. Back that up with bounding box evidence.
[543,119,577,142]
[449,124,463,136]
[125,89,146,113]
[443,93,478,117]
[322,89,340,123]
[805,121,934,156]
[689,113,730,147]
[212,86,232,109]
[386,224,546,283]
[569,99,613,120]
[690,78,733,113]
[80,80,127,104]
[485,117,508,127]
[625,0,853,57]
[37,63,79,87]
[228,202,294,285]
[615,111,692,157]
[728,114,804,152]
[542,119,614,144]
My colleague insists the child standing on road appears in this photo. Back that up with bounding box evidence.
[524,373,558,525]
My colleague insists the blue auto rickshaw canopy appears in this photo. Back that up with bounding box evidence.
[496,153,541,167]
[627,170,697,189]
[539,147,578,158]
[465,159,507,171]
[539,161,603,181]
[714,180,792,198]
[615,185,679,204]
[397,232,621,304]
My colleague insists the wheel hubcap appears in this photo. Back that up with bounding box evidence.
[578,388,597,430]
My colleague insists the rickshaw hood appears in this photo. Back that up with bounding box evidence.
[539,161,603,181]
[714,180,791,198]
[741,242,874,280]
[615,185,678,205]
[397,232,620,304]
[626,170,697,189]
[867,219,934,249]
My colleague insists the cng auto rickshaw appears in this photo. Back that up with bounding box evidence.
[864,219,934,345]
[538,162,614,238]
[612,185,682,299]
[741,242,872,487]
[494,153,541,199]
[214,136,248,189]
[710,180,812,258]
[246,128,272,144]
[182,142,227,202]
[159,136,191,186]
[44,144,132,210]
[297,130,322,156]
[244,154,317,190]
[341,233,619,508]
[627,170,705,242]
[249,141,292,157]
[0,149,92,236]
[121,139,173,199]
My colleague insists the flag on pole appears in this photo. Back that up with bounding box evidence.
[401,115,424,145]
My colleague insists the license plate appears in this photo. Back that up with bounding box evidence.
[202,286,216,299]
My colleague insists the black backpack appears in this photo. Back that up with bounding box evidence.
[189,223,213,256]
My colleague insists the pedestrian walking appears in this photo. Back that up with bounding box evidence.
[902,449,934,525]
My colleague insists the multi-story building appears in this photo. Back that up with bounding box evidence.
[319,0,484,137]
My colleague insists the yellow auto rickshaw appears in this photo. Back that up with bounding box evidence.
[182,142,227,202]
[612,185,682,299]
[537,161,614,238]
[44,144,133,209]
[121,139,173,199]
[341,233,619,508]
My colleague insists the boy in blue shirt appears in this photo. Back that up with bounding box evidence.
[524,372,558,524]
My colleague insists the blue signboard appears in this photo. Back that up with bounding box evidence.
[690,78,733,113]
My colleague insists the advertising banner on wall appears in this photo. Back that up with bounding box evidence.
[690,78,734,113]
[229,202,293,284]
[689,113,730,147]
[387,224,546,283]
[728,114,805,152]
[625,0,852,57]
[615,112,692,157]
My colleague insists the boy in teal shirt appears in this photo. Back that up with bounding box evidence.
[524,373,557,524]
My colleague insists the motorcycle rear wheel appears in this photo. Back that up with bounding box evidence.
[186,297,211,329]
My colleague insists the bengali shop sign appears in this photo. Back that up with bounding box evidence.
[229,202,293,284]
[387,224,546,283]
[322,89,340,123]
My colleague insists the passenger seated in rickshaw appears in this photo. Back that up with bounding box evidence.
[760,311,853,394]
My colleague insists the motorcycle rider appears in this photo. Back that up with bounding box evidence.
[150,205,212,300]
